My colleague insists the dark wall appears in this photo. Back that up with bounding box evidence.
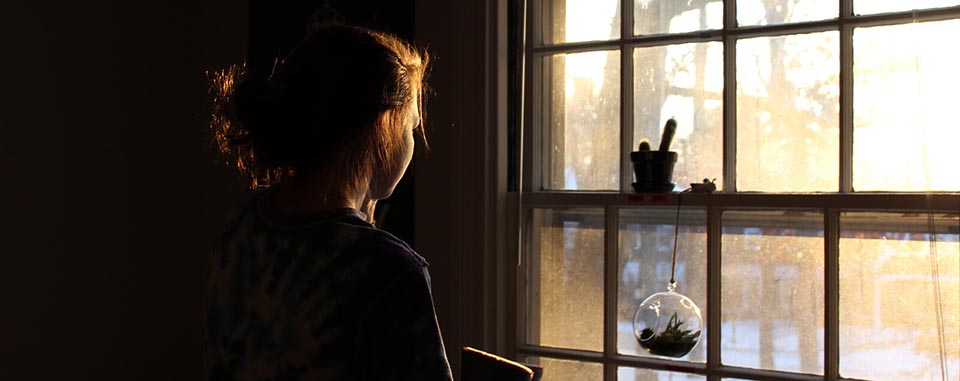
[0,1,247,379]
[415,0,500,377]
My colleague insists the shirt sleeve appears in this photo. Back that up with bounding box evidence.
[356,265,453,381]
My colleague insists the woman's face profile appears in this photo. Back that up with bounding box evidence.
[369,95,419,200]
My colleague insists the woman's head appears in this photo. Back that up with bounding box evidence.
[211,25,429,199]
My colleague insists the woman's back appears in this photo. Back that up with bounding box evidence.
[204,188,451,380]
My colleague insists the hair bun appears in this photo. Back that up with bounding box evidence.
[234,78,286,133]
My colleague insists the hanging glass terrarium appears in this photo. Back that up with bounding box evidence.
[633,281,702,358]
[632,191,703,358]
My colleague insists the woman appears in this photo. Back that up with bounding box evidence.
[203,24,451,380]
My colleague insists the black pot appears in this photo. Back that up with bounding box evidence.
[630,151,677,193]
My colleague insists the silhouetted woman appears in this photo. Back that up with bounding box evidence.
[203,24,451,380]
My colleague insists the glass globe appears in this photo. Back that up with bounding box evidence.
[632,282,702,358]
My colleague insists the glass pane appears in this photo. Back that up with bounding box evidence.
[737,31,839,192]
[634,43,723,191]
[839,212,960,380]
[634,0,722,36]
[852,20,960,191]
[527,208,605,351]
[542,0,621,44]
[619,367,706,380]
[618,208,707,361]
[856,0,960,15]
[721,210,825,374]
[542,51,621,190]
[526,356,604,381]
[738,0,838,26]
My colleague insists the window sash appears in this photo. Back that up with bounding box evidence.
[524,2,960,194]
[518,193,959,380]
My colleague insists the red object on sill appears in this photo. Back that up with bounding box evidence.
[627,194,672,203]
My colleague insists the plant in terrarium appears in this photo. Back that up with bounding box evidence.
[638,311,701,357]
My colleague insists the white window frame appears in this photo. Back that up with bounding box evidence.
[514,1,960,380]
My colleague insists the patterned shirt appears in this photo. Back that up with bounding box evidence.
[203,188,452,380]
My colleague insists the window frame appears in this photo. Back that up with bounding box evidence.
[515,1,960,380]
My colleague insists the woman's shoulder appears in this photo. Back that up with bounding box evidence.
[347,222,429,271]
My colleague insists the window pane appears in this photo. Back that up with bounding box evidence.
[618,208,707,361]
[721,210,825,374]
[853,20,960,191]
[542,51,621,190]
[618,367,706,380]
[738,0,838,26]
[839,212,960,380]
[634,0,722,36]
[634,43,723,191]
[855,0,960,15]
[527,209,605,351]
[736,31,839,192]
[525,356,604,381]
[542,0,621,45]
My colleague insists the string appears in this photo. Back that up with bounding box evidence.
[516,0,528,268]
[913,20,949,379]
[925,194,949,381]
[669,188,692,290]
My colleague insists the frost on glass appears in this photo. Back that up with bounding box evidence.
[542,0,621,44]
[619,366,706,380]
[853,20,960,191]
[737,0,838,26]
[525,357,603,381]
[839,212,960,380]
[721,210,825,374]
[618,208,707,361]
[542,52,621,190]
[855,0,960,15]
[635,43,723,191]
[736,31,839,192]
[527,209,604,351]
[634,0,722,36]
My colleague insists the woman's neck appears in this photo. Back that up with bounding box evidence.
[272,172,368,215]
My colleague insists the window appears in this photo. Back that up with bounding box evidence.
[516,1,960,380]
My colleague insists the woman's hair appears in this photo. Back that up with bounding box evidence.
[209,25,429,191]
